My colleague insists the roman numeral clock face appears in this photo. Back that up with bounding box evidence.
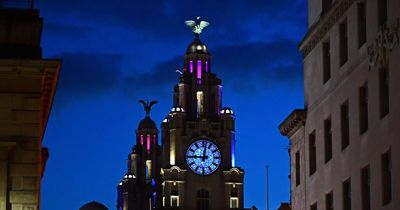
[186,139,221,175]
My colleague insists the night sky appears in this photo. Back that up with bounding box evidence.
[36,0,307,209]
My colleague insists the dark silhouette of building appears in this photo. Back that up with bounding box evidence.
[80,201,109,210]
[0,1,61,210]
[117,20,254,210]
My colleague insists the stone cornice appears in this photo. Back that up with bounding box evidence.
[279,109,306,137]
[299,0,355,58]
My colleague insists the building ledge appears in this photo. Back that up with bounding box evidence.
[279,109,306,137]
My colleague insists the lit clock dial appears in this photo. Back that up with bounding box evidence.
[186,139,221,175]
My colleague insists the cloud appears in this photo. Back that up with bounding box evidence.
[122,39,303,95]
[37,0,307,43]
[55,52,123,102]
[212,40,303,88]
[122,57,182,97]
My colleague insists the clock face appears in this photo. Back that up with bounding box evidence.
[186,139,221,175]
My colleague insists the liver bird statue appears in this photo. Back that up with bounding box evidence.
[185,16,209,35]
[139,99,158,117]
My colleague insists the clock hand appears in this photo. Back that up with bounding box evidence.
[202,147,207,161]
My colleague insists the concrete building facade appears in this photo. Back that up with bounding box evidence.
[0,5,60,210]
[280,0,399,210]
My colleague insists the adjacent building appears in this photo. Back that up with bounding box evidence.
[0,2,61,210]
[280,0,399,210]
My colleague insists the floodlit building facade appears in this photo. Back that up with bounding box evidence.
[280,0,399,210]
[116,20,258,210]
[0,2,60,210]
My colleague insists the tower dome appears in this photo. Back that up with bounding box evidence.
[79,201,108,210]
[138,116,157,129]
[186,37,209,54]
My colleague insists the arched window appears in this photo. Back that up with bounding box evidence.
[197,189,209,210]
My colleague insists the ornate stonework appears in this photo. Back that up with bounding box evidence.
[368,18,400,69]
[300,0,356,58]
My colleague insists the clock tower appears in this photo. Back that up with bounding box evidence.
[117,18,247,210]
[157,18,245,210]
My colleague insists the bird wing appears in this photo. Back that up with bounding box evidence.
[149,100,158,108]
[138,100,147,107]
[199,21,209,29]
[185,20,196,27]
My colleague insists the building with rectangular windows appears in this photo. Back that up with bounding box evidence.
[0,2,60,210]
[279,0,399,210]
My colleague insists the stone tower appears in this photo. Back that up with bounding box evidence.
[117,100,160,210]
[157,19,245,210]
[117,19,250,210]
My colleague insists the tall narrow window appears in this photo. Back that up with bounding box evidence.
[197,60,202,79]
[340,20,348,66]
[171,195,179,207]
[323,41,331,83]
[324,117,332,163]
[310,202,317,210]
[359,83,368,134]
[358,2,367,47]
[189,60,194,73]
[379,68,389,118]
[381,149,392,205]
[378,0,388,26]
[146,160,152,178]
[309,132,317,175]
[341,101,350,150]
[326,192,333,210]
[361,165,371,210]
[197,189,209,210]
[196,91,204,118]
[343,179,351,210]
[295,151,300,186]
[230,191,239,209]
[322,0,333,14]
[147,134,151,152]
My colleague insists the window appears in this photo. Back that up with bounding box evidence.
[359,83,368,134]
[196,91,204,117]
[357,2,367,47]
[322,0,333,14]
[381,149,392,205]
[323,41,331,83]
[295,151,300,186]
[341,101,350,150]
[339,20,348,66]
[379,68,389,118]
[378,0,388,26]
[343,179,351,210]
[309,132,317,175]
[230,197,239,209]
[197,189,209,210]
[171,195,179,207]
[361,165,371,210]
[310,202,317,210]
[326,191,333,210]
[324,117,332,163]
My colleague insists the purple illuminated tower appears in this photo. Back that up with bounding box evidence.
[117,18,250,210]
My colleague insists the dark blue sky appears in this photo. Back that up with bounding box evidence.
[37,0,307,209]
